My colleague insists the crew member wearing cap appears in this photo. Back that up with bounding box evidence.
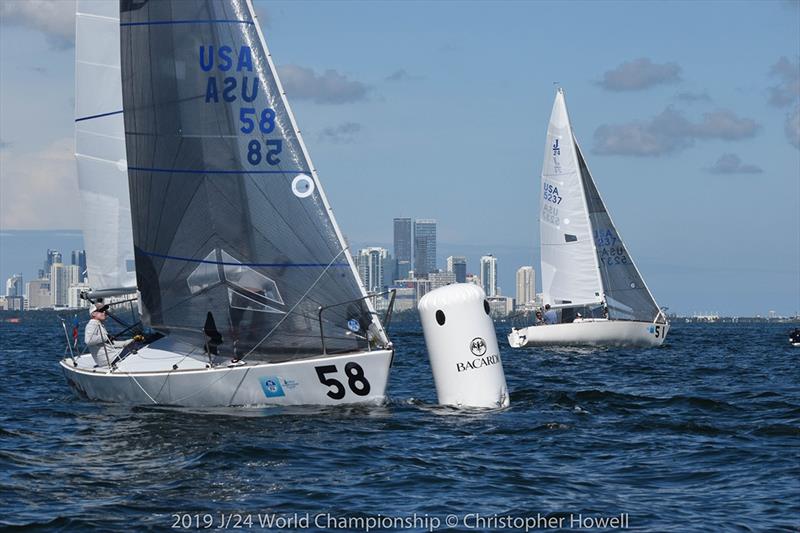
[85,303,129,367]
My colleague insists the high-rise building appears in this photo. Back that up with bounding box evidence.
[487,296,514,317]
[25,279,51,309]
[516,266,536,308]
[44,249,62,280]
[393,217,412,281]
[50,264,79,307]
[357,247,391,293]
[429,270,456,290]
[480,255,498,297]
[5,274,23,297]
[413,219,437,279]
[446,256,467,283]
[68,283,92,309]
[71,250,87,282]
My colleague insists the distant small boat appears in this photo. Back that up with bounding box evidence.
[790,328,800,347]
[3,317,21,324]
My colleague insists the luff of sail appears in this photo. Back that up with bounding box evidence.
[74,0,136,293]
[120,0,388,360]
[539,89,604,307]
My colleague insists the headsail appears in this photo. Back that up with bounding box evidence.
[539,89,604,307]
[575,143,662,322]
[74,0,136,293]
[119,0,388,360]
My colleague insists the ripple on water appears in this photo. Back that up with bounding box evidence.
[0,315,798,531]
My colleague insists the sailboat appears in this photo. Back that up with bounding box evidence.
[508,89,668,348]
[60,0,395,406]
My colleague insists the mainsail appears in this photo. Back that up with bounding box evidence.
[119,0,388,360]
[539,89,604,307]
[74,0,136,293]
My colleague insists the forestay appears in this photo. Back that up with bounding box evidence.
[539,89,604,307]
[576,144,662,322]
[120,0,387,360]
[74,0,136,293]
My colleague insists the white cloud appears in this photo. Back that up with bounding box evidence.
[598,58,681,91]
[385,69,423,82]
[277,65,369,104]
[593,107,759,156]
[786,105,800,150]
[0,0,75,49]
[0,138,80,229]
[705,153,763,174]
[768,56,800,108]
[318,122,361,144]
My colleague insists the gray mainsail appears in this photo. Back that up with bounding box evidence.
[575,143,662,322]
[120,0,387,360]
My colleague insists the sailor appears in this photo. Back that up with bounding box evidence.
[543,304,558,325]
[535,310,544,324]
[84,303,129,367]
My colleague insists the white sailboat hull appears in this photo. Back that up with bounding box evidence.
[508,319,669,348]
[60,343,393,407]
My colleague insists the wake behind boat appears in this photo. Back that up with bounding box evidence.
[508,89,668,348]
[61,0,395,406]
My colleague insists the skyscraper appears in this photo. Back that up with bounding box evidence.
[480,254,498,297]
[516,266,535,308]
[50,264,79,308]
[393,217,412,281]
[71,250,87,282]
[44,249,62,280]
[357,247,391,293]
[413,219,436,279]
[25,279,51,309]
[5,274,23,297]
[446,256,467,283]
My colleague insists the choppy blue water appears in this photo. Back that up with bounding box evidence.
[1,312,798,532]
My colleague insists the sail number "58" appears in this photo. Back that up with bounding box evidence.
[315,363,371,400]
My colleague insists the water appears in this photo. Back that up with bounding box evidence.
[1,312,798,532]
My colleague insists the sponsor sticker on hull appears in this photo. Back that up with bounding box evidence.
[259,376,286,398]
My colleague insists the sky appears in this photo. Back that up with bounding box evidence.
[0,0,798,316]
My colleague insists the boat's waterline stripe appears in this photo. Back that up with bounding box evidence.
[75,110,124,122]
[128,166,310,175]
[139,250,349,268]
[121,19,254,27]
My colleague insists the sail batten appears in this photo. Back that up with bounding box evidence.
[120,0,387,360]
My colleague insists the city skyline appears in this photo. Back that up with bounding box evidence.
[0,1,798,315]
[1,229,798,318]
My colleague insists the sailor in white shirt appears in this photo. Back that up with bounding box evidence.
[84,303,130,367]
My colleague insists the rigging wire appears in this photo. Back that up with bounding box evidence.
[238,247,346,361]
